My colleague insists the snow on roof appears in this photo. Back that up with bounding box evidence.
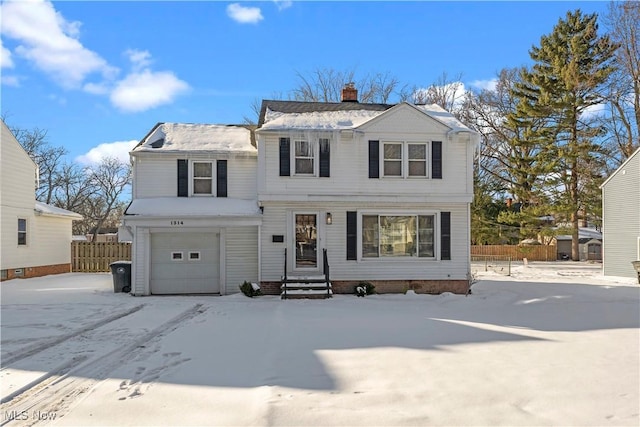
[35,201,83,219]
[134,123,256,154]
[125,197,262,217]
[556,228,602,240]
[259,103,475,133]
[413,103,474,132]
[260,108,385,131]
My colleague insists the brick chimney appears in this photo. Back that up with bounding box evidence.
[341,82,358,102]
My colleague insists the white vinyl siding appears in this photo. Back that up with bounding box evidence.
[258,105,474,202]
[1,121,76,272]
[260,202,469,283]
[133,156,257,199]
[225,227,259,293]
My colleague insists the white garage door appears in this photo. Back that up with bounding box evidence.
[150,232,220,294]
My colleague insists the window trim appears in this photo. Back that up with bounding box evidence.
[18,218,27,246]
[379,141,430,179]
[292,139,316,176]
[190,160,216,196]
[285,136,332,177]
[358,211,440,261]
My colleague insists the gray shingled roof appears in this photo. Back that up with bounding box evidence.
[257,100,394,127]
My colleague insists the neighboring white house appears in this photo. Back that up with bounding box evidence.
[1,120,82,281]
[123,85,479,296]
[121,123,261,296]
[601,147,640,279]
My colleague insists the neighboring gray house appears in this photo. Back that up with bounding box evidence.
[555,228,602,261]
[600,147,640,278]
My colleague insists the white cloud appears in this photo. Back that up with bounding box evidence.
[110,69,190,113]
[1,75,21,87]
[469,79,498,92]
[0,0,117,88]
[125,49,152,71]
[274,0,293,11]
[1,40,14,68]
[581,103,607,119]
[0,1,190,113]
[75,139,138,165]
[227,3,264,24]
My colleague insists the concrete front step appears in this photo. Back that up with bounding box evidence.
[281,274,327,283]
[281,282,332,290]
[281,289,333,299]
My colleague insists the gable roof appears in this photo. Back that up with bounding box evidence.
[258,100,393,127]
[1,119,38,170]
[257,100,476,135]
[132,123,257,155]
[600,146,640,189]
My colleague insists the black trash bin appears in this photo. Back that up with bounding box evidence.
[110,261,132,293]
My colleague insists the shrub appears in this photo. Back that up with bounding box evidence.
[239,281,261,297]
[354,281,375,296]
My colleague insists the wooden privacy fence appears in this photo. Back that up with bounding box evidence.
[71,241,132,272]
[471,245,556,261]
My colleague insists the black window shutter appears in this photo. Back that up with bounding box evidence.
[432,141,442,179]
[441,211,451,260]
[319,139,330,177]
[217,160,227,197]
[177,159,188,197]
[279,137,290,176]
[346,211,357,260]
[368,140,379,178]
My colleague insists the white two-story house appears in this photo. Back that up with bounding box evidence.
[121,123,261,296]
[122,85,478,296]
[256,85,478,295]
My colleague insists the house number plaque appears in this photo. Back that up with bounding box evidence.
[170,220,184,225]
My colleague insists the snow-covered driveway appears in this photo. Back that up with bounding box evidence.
[1,264,638,426]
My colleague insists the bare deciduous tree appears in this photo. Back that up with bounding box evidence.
[603,1,640,161]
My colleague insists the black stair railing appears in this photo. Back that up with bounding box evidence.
[323,248,330,297]
[283,248,287,299]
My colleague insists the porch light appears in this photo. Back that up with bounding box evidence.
[326,213,332,225]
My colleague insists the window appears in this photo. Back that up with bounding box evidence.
[171,252,183,261]
[193,162,213,194]
[381,142,429,178]
[408,144,427,177]
[189,251,201,261]
[18,219,26,245]
[294,140,314,175]
[362,214,435,258]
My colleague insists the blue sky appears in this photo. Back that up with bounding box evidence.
[1,1,611,165]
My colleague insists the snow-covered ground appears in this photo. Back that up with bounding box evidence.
[1,262,638,426]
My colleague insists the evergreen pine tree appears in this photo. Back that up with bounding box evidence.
[513,10,617,260]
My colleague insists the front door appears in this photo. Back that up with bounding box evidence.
[295,213,318,269]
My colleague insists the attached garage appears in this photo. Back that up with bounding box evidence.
[123,198,262,296]
[150,232,220,294]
